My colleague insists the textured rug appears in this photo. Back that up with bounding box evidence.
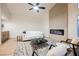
[14,41,50,56]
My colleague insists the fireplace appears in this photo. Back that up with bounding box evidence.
[50,29,64,35]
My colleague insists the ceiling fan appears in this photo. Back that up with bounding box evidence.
[28,3,46,13]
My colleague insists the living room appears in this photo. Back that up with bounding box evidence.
[0,3,79,56]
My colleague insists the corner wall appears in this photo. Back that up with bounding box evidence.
[49,4,68,41]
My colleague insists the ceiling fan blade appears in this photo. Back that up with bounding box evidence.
[36,3,40,6]
[29,8,33,10]
[37,10,39,12]
[28,3,34,6]
[39,7,45,9]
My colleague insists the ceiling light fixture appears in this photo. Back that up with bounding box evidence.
[28,3,46,13]
[33,6,39,10]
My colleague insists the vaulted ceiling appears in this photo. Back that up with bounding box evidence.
[5,3,55,18]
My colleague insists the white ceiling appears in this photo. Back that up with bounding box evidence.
[6,3,55,14]
[5,3,55,17]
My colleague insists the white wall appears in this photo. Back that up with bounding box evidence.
[7,11,49,39]
[40,11,49,37]
[68,3,79,40]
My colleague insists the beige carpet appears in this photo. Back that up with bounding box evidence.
[0,39,17,56]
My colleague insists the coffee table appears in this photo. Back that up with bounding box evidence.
[31,42,53,56]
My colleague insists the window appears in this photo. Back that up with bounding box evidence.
[77,3,79,8]
[77,16,79,37]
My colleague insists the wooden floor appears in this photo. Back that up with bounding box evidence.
[0,39,17,56]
